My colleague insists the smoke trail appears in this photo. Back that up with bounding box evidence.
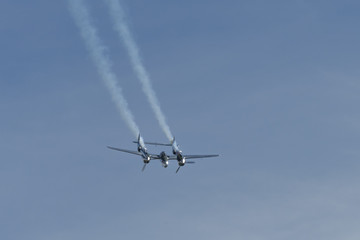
[104,0,174,142]
[69,0,139,137]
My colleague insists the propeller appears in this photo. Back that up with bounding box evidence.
[142,163,147,172]
[176,166,181,173]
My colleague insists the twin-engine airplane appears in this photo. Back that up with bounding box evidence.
[107,134,219,173]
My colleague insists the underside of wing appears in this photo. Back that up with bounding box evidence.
[107,146,143,156]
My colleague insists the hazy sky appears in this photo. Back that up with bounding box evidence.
[1,1,360,239]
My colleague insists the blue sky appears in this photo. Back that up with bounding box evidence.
[1,0,360,239]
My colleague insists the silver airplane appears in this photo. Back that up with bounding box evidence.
[107,135,219,173]
[135,137,219,173]
[108,134,176,171]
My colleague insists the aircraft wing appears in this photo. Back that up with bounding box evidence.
[149,155,161,159]
[107,146,162,160]
[107,146,143,156]
[167,154,219,160]
[183,154,219,159]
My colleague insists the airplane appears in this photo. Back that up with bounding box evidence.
[132,136,219,173]
[108,134,181,171]
[107,134,219,173]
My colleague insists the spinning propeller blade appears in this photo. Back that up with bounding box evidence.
[142,163,147,172]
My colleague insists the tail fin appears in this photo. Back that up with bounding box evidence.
[171,137,179,149]
[138,134,146,148]
[132,133,142,144]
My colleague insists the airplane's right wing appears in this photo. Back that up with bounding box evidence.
[107,146,143,156]
[182,154,219,159]
[167,154,219,160]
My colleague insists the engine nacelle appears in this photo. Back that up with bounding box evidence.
[162,161,169,168]
[176,152,184,161]
[178,157,185,166]
[143,156,150,164]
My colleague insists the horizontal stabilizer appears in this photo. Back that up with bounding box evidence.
[133,141,172,146]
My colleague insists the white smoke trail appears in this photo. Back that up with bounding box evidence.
[69,0,139,137]
[104,0,174,142]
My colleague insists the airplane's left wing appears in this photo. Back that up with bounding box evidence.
[107,146,162,160]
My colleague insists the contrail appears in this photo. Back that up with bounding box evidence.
[104,0,174,142]
[69,0,139,137]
